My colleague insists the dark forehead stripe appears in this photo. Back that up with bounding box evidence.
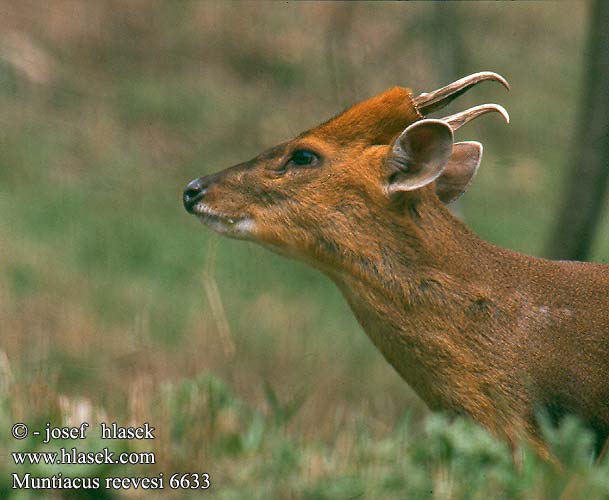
[257,142,290,162]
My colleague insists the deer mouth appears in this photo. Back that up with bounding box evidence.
[192,202,254,239]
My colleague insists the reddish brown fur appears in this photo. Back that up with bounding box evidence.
[315,86,421,145]
[184,86,609,458]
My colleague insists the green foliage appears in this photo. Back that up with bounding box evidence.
[4,372,609,499]
[263,380,307,429]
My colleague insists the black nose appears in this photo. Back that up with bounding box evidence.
[183,177,208,213]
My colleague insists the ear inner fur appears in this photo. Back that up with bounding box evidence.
[386,119,454,193]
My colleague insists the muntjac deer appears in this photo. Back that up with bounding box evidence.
[183,73,609,459]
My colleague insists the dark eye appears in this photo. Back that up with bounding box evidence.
[288,150,319,168]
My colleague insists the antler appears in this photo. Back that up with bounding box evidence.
[441,103,510,132]
[414,72,509,115]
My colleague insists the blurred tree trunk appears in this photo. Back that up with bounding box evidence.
[325,2,357,108]
[429,2,468,83]
[429,3,467,218]
[545,0,609,261]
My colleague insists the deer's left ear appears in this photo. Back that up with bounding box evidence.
[385,119,453,193]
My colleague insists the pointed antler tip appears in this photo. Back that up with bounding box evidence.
[496,104,510,125]
[477,71,510,92]
[494,103,510,124]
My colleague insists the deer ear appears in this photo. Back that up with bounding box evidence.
[435,141,482,204]
[386,119,454,193]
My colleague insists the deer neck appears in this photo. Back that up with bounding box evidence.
[325,201,519,411]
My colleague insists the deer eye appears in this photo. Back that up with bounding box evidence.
[288,149,319,168]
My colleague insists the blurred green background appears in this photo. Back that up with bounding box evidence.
[1,1,608,498]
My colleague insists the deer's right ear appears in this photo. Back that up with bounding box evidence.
[435,141,483,204]
[385,119,454,193]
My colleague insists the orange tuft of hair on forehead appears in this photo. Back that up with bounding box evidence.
[310,86,422,146]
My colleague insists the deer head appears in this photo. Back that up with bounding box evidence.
[183,72,509,275]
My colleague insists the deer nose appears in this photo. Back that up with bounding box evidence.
[183,177,208,213]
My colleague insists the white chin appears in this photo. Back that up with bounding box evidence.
[193,203,255,239]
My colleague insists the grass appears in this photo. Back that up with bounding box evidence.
[1,372,608,499]
[0,2,607,498]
